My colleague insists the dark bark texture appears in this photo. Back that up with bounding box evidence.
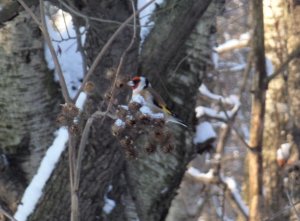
[0,8,61,214]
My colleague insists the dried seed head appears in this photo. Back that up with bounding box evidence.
[125,118,136,127]
[111,124,125,137]
[125,147,138,159]
[120,137,133,148]
[106,67,116,80]
[104,91,112,100]
[62,103,79,118]
[70,124,80,135]
[116,77,126,88]
[164,130,172,142]
[84,81,95,93]
[116,107,128,119]
[162,144,174,153]
[137,113,151,124]
[145,143,157,154]
[150,128,165,143]
[56,114,68,126]
[128,102,142,112]
[153,118,165,128]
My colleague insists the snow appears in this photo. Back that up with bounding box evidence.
[75,92,87,110]
[45,9,86,98]
[102,185,116,214]
[187,167,214,181]
[115,119,125,127]
[196,84,240,120]
[14,128,69,221]
[215,32,250,53]
[212,50,219,69]
[228,63,246,72]
[14,8,85,221]
[138,0,165,43]
[265,57,274,76]
[221,176,249,216]
[277,143,291,160]
[119,105,129,110]
[195,106,238,120]
[193,121,216,144]
[199,84,240,107]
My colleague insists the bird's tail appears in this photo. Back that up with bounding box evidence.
[166,116,188,128]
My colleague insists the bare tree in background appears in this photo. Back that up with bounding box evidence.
[263,0,300,220]
[248,0,266,220]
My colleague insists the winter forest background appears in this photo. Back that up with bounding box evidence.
[0,0,300,221]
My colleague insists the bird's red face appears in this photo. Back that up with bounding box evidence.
[127,76,141,90]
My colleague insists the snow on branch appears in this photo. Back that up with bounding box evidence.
[187,167,215,183]
[14,128,69,221]
[215,32,250,54]
[199,84,240,107]
[221,176,249,218]
[195,105,239,121]
[188,167,249,220]
[195,84,240,121]
[193,121,216,144]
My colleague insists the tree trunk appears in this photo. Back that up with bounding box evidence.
[263,1,300,219]
[165,0,222,220]
[248,0,266,220]
[0,8,61,214]
[262,0,289,219]
[286,2,300,220]
[27,0,214,220]
[29,1,137,220]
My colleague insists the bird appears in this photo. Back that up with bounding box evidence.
[127,76,187,127]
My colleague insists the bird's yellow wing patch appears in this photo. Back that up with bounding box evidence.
[162,105,172,115]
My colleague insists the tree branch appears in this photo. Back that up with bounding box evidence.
[266,44,300,84]
[0,206,18,221]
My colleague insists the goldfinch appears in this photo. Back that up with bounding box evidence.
[127,76,187,127]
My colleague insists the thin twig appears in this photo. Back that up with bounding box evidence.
[101,0,137,123]
[221,181,249,219]
[263,201,300,221]
[16,0,42,26]
[39,0,72,102]
[58,0,153,28]
[73,0,155,102]
[68,134,78,221]
[266,44,300,84]
[0,206,18,221]
[73,17,87,76]
[18,0,72,102]
[285,189,300,221]
[74,111,116,192]
[239,51,253,95]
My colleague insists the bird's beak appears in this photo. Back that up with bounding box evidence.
[127,80,134,87]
